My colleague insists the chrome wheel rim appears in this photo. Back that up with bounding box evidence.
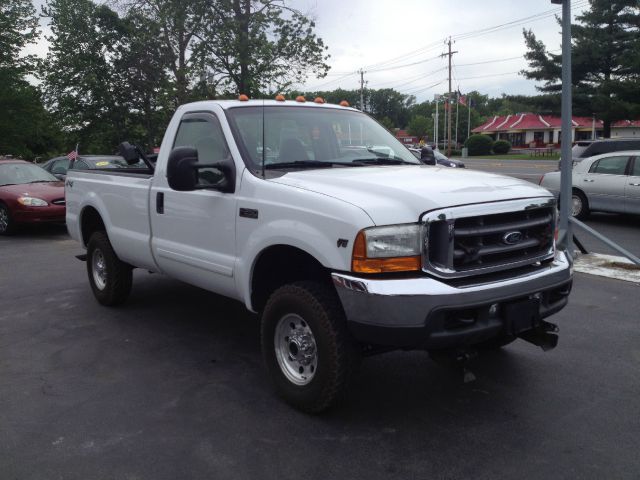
[92,248,107,290]
[0,207,8,232]
[274,313,318,386]
[571,195,582,217]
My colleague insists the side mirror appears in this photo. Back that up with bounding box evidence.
[167,146,235,193]
[118,141,141,165]
[421,147,436,166]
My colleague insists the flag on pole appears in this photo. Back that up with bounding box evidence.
[67,144,79,161]
[458,95,467,106]
[67,144,79,168]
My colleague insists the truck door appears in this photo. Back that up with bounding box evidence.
[149,111,238,299]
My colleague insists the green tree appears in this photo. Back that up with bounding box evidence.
[0,71,63,159]
[407,115,430,141]
[196,0,330,97]
[378,116,395,131]
[0,0,62,159]
[521,0,640,136]
[118,0,206,105]
[0,0,39,74]
[42,0,172,152]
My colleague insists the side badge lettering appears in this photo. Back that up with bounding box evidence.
[337,239,349,248]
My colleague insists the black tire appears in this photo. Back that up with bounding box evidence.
[476,334,517,350]
[571,189,590,220]
[86,231,133,306]
[260,281,359,413]
[0,203,15,235]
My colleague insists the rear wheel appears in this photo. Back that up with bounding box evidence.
[260,281,359,413]
[0,203,15,235]
[87,231,132,306]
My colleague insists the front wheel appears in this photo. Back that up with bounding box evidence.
[260,281,359,413]
[0,203,15,235]
[87,231,132,306]
[571,190,590,220]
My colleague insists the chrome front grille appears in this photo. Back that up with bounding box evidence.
[422,198,556,278]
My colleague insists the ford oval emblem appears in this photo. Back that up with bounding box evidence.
[502,231,523,245]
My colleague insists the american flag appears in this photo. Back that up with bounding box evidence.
[67,145,79,161]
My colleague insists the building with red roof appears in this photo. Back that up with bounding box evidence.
[472,113,639,147]
[395,129,419,145]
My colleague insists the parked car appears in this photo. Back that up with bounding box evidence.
[0,159,66,234]
[540,150,640,219]
[409,147,465,167]
[558,138,640,170]
[42,155,145,180]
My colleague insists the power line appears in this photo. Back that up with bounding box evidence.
[367,53,442,73]
[456,71,522,81]
[368,67,448,89]
[360,0,589,72]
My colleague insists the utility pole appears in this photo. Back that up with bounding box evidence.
[359,69,366,112]
[441,37,458,156]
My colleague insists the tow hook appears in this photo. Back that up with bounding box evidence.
[518,320,559,351]
[429,348,478,383]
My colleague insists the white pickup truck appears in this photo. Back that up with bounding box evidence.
[66,99,572,412]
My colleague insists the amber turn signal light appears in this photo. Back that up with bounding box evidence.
[351,231,421,273]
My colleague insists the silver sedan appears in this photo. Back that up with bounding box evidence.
[539,150,640,219]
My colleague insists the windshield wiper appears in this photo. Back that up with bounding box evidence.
[351,158,416,166]
[26,180,57,183]
[264,160,361,170]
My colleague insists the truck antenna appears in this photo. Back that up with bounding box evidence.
[261,98,266,178]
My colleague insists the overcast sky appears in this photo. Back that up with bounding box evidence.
[27,0,590,103]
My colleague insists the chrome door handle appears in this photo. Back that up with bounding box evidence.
[630,183,640,186]
[583,179,594,182]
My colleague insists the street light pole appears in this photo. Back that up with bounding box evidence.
[553,0,573,254]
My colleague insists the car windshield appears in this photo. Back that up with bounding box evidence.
[83,156,144,168]
[226,106,420,170]
[434,150,447,161]
[0,163,59,186]
[572,143,591,159]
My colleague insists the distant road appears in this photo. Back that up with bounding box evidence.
[455,157,558,182]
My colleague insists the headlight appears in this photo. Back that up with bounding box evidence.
[352,224,422,273]
[17,197,48,207]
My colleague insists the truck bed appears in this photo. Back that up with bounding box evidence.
[65,169,158,271]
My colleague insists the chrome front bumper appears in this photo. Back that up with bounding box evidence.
[332,251,572,348]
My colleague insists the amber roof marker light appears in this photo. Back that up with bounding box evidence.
[238,94,249,101]
[339,100,350,107]
[295,95,306,103]
[275,94,286,101]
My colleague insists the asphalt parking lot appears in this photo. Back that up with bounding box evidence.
[1,226,639,480]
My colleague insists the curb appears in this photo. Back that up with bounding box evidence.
[573,253,640,284]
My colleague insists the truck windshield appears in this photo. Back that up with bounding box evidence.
[225,106,420,170]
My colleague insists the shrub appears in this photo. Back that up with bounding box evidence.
[464,134,494,156]
[493,140,512,154]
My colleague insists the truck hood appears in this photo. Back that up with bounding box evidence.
[271,165,552,225]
